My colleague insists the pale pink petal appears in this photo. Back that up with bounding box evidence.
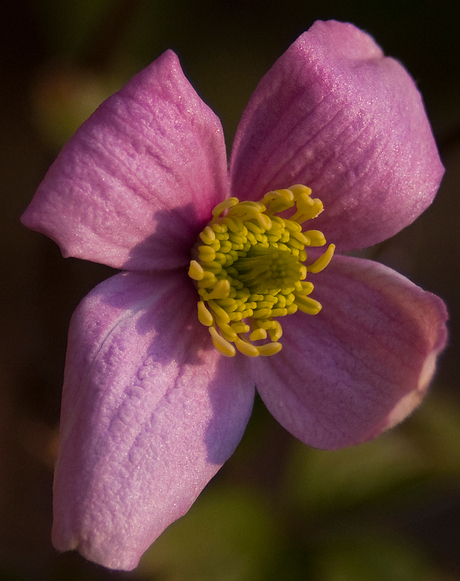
[255,255,448,449]
[22,51,228,271]
[230,20,443,251]
[52,270,254,570]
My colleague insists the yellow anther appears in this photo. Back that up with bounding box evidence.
[253,308,271,318]
[262,187,297,212]
[284,220,302,232]
[299,281,314,294]
[209,326,236,357]
[197,301,213,326]
[208,300,231,324]
[291,194,323,223]
[240,308,254,318]
[219,323,238,341]
[213,223,228,234]
[212,197,239,219]
[207,279,231,300]
[230,200,265,219]
[289,184,312,198]
[288,230,307,245]
[295,295,322,315]
[199,225,216,245]
[304,230,326,247]
[257,342,282,356]
[231,322,250,334]
[226,217,244,234]
[271,308,288,317]
[229,311,243,321]
[188,260,204,281]
[249,328,268,341]
[276,295,286,308]
[256,320,273,330]
[201,271,217,286]
[235,338,260,357]
[198,245,216,262]
[256,212,272,231]
[217,298,239,312]
[189,184,333,358]
[203,261,222,274]
[269,321,283,341]
[308,244,336,274]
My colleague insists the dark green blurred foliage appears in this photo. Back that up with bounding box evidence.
[2,0,460,579]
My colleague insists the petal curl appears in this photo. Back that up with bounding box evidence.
[255,255,448,449]
[52,270,254,570]
[230,20,443,251]
[22,51,228,270]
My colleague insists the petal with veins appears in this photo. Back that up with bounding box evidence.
[52,270,254,570]
[230,20,444,251]
[22,51,228,271]
[255,255,448,450]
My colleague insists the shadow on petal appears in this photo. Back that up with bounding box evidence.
[121,202,214,272]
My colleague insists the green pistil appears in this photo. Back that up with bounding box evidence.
[188,185,335,358]
[232,246,302,292]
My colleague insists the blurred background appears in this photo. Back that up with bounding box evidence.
[3,0,460,579]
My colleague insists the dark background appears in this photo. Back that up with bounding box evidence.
[2,0,460,579]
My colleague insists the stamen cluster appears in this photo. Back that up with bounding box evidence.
[188,185,335,357]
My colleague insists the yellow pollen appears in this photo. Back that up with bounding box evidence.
[189,184,335,357]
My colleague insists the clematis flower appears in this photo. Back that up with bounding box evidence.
[22,20,447,571]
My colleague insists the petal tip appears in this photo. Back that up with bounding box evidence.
[384,299,448,431]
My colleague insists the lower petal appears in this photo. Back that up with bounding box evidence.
[52,270,254,570]
[255,255,448,449]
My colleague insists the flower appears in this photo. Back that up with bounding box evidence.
[22,20,447,571]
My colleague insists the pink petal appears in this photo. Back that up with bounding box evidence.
[22,51,228,271]
[255,255,448,450]
[230,20,443,251]
[52,270,254,570]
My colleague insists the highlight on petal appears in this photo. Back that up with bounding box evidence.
[22,51,229,271]
[52,270,254,570]
[230,20,444,251]
[255,255,448,450]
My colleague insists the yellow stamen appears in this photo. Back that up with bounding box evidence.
[197,301,213,326]
[189,184,335,357]
[308,243,336,273]
[188,260,204,281]
[249,328,268,341]
[209,326,236,357]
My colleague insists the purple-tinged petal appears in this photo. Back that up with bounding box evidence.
[22,51,228,271]
[230,20,443,251]
[255,255,448,450]
[52,270,254,570]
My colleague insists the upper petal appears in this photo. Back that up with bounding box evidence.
[230,20,443,251]
[255,255,448,449]
[52,270,254,570]
[22,51,228,270]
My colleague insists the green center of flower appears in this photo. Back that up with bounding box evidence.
[233,246,302,292]
[188,184,335,357]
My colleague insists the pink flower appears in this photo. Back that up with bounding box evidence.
[22,20,447,571]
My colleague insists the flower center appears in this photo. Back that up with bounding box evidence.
[233,246,302,292]
[188,185,335,357]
